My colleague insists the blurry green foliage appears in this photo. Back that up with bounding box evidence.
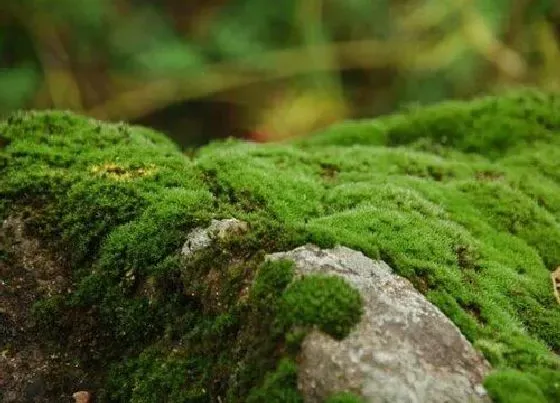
[1,0,559,143]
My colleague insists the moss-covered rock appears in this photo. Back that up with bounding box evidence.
[277,274,362,340]
[1,89,559,402]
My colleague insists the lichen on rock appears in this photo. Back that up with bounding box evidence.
[181,218,249,258]
[1,89,560,402]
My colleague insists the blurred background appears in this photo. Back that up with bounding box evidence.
[1,0,559,147]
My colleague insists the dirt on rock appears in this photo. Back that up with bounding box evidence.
[0,215,94,403]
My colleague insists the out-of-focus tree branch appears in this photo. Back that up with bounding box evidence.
[1,0,558,142]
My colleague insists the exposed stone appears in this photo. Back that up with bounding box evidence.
[268,245,491,403]
[181,218,248,258]
[552,266,560,305]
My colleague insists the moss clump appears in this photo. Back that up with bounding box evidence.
[301,89,560,159]
[101,347,206,403]
[246,358,303,403]
[2,90,560,401]
[278,275,363,340]
[250,259,296,303]
[225,259,310,400]
[484,370,548,403]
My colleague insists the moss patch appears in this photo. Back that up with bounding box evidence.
[278,275,363,340]
[246,358,303,403]
[1,89,560,401]
[101,346,207,403]
[325,392,365,403]
[484,370,548,403]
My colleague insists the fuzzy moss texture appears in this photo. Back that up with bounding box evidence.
[0,89,559,403]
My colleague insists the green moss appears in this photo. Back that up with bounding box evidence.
[224,259,297,400]
[325,391,365,403]
[250,259,295,302]
[301,89,560,159]
[278,275,363,340]
[101,346,207,403]
[529,369,560,402]
[30,295,68,339]
[484,370,547,403]
[246,358,303,403]
[455,180,560,267]
[2,90,560,401]
[196,143,325,222]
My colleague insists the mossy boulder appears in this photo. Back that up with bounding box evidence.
[270,245,490,402]
[0,89,559,402]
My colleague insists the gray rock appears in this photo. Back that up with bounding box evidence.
[181,218,248,258]
[268,245,491,403]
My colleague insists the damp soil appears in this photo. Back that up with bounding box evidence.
[0,215,96,403]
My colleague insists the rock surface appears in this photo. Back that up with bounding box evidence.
[181,218,249,258]
[268,245,491,403]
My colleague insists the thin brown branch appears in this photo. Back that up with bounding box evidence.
[87,39,437,121]
[21,9,83,111]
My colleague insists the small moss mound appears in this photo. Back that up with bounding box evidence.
[2,90,560,401]
[484,370,548,403]
[278,275,363,340]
